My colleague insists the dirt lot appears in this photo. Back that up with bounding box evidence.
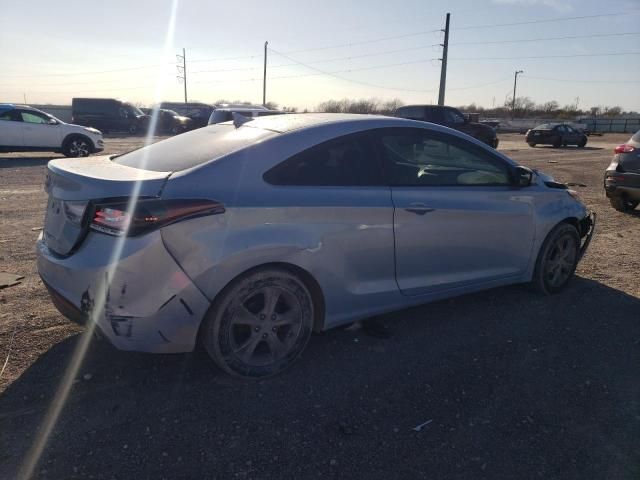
[1,133,639,479]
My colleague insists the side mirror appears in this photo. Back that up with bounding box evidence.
[514,166,533,187]
[48,118,58,125]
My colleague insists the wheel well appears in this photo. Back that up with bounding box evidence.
[197,262,326,345]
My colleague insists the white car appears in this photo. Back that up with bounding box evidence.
[0,104,104,157]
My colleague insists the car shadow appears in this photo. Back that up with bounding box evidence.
[0,156,57,168]
[532,146,604,151]
[1,277,639,479]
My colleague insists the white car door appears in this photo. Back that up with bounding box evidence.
[0,110,24,147]
[19,110,63,148]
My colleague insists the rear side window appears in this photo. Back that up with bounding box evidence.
[114,124,274,172]
[396,107,425,121]
[264,132,383,186]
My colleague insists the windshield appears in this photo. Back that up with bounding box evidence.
[125,102,144,116]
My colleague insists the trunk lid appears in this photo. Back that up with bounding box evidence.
[43,155,170,255]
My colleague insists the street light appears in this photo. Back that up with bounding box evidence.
[512,70,524,118]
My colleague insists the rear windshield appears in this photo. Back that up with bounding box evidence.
[632,130,640,143]
[114,124,274,172]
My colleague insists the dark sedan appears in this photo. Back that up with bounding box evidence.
[604,130,640,212]
[526,123,587,148]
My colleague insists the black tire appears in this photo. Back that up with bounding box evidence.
[170,125,180,135]
[578,138,587,148]
[128,124,138,135]
[528,142,536,147]
[201,268,314,378]
[609,196,639,212]
[532,223,580,295]
[62,135,92,158]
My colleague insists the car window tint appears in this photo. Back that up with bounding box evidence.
[264,132,383,186]
[0,111,18,121]
[21,111,48,124]
[396,107,425,120]
[380,129,511,186]
[444,108,464,124]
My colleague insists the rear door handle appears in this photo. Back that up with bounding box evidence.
[405,203,435,215]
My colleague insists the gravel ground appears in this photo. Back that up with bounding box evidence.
[0,133,639,479]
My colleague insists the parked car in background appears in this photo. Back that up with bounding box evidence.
[140,108,193,134]
[395,105,499,148]
[526,123,588,148]
[159,102,213,129]
[72,98,150,134]
[37,113,594,378]
[0,103,103,157]
[208,105,284,124]
[604,130,640,212]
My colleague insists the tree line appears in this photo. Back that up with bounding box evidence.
[312,97,633,119]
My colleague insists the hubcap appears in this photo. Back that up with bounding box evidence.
[69,140,89,157]
[229,286,303,367]
[545,234,577,287]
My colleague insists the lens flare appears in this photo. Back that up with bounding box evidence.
[18,1,180,478]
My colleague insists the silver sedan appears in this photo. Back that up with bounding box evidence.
[37,114,595,377]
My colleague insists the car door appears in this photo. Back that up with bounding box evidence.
[377,127,534,296]
[0,109,24,147]
[19,110,62,148]
[564,125,581,144]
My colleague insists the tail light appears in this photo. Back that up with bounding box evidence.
[90,198,224,236]
[614,144,635,154]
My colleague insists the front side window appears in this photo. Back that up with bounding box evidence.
[379,128,511,186]
[20,111,49,124]
[396,107,425,121]
[264,132,383,186]
[444,108,465,124]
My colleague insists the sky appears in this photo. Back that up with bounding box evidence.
[1,0,639,111]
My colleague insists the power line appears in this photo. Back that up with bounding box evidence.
[452,51,640,61]
[451,31,640,46]
[454,11,638,30]
[522,75,640,84]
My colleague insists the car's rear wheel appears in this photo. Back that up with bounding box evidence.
[532,223,580,295]
[62,136,92,157]
[578,138,587,148]
[609,195,639,212]
[201,268,314,378]
[528,142,536,147]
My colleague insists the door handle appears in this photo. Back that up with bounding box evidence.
[405,203,435,215]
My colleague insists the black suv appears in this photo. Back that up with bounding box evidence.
[395,105,499,148]
[72,98,150,134]
[604,130,640,212]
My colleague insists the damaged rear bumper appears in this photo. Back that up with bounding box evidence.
[37,230,210,353]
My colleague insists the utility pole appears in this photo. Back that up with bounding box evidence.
[176,48,187,103]
[263,41,268,107]
[437,13,450,106]
[511,70,523,118]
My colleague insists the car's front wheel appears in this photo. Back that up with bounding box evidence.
[62,136,92,157]
[201,268,314,378]
[578,138,587,148]
[532,223,580,295]
[528,142,536,147]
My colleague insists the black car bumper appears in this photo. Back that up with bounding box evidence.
[604,171,640,201]
[578,212,595,260]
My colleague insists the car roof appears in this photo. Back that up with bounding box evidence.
[240,113,412,133]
